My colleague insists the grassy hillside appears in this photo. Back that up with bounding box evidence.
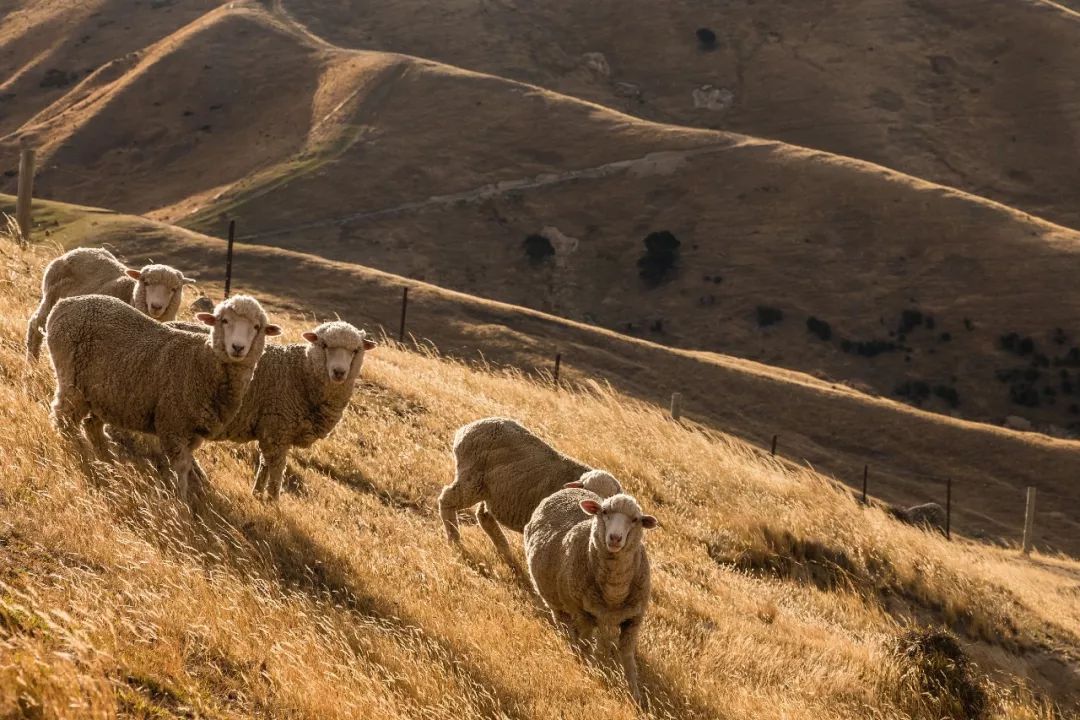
[1,226,1079,718]
[3,3,1080,436]
[6,194,1080,559]
[287,0,1080,229]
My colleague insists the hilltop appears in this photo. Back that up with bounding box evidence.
[2,2,1080,437]
[1,225,1078,718]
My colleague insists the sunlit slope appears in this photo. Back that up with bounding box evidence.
[8,193,1079,556]
[1,230,1078,718]
[287,0,1080,228]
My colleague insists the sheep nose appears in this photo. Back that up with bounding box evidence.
[332,368,346,380]
[231,343,246,355]
[608,533,623,545]
[150,304,163,311]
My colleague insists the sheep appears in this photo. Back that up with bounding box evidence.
[26,247,195,359]
[524,490,657,705]
[45,293,281,501]
[438,416,624,563]
[890,502,947,533]
[171,320,376,500]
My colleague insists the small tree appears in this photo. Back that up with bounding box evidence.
[637,231,681,287]
[696,28,717,50]
[523,234,555,264]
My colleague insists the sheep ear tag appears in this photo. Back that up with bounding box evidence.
[125,269,142,279]
[196,312,216,326]
[580,500,602,515]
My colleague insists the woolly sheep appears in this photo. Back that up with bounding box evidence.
[438,416,623,563]
[524,490,658,705]
[26,247,195,359]
[172,320,376,499]
[890,502,947,533]
[45,294,281,501]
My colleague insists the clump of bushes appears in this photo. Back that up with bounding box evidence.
[1000,332,1035,356]
[638,231,681,286]
[806,316,831,341]
[899,309,924,334]
[523,234,554,264]
[889,628,988,720]
[934,385,960,408]
[756,305,783,327]
[841,338,899,357]
[696,28,717,50]
[896,380,931,403]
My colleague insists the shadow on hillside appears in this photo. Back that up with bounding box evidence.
[291,454,426,515]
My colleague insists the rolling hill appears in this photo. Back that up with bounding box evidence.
[7,194,1079,557]
[1,224,1078,719]
[3,2,1080,439]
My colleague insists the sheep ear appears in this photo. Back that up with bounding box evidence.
[196,312,216,327]
[640,515,659,529]
[265,324,283,337]
[580,500,601,515]
[182,276,198,285]
[125,269,142,280]
[302,331,319,343]
[362,338,377,351]
[564,481,583,489]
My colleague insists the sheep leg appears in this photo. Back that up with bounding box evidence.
[252,452,269,498]
[190,457,209,487]
[437,479,483,547]
[187,438,206,498]
[25,291,57,361]
[617,618,643,705]
[475,502,514,564]
[263,446,288,500]
[50,384,93,460]
[82,415,117,462]
[160,435,194,503]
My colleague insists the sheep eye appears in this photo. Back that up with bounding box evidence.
[221,318,229,325]
[254,325,261,332]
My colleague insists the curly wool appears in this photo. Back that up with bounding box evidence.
[200,320,371,499]
[438,417,624,563]
[26,247,191,359]
[46,294,273,500]
[524,491,654,704]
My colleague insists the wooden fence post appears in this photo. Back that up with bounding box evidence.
[224,220,236,298]
[1022,486,1037,555]
[553,352,561,384]
[15,146,35,243]
[945,477,952,540]
[770,434,778,456]
[861,465,868,504]
[398,287,409,343]
[670,392,682,421]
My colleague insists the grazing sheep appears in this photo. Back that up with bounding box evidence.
[890,502,947,533]
[525,490,657,705]
[45,294,280,501]
[438,416,623,563]
[26,247,195,359]
[173,320,376,499]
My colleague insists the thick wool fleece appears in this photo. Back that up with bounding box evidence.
[26,247,190,359]
[46,294,272,501]
[438,417,624,562]
[524,491,653,704]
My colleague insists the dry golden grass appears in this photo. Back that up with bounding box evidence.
[1,237,1077,719]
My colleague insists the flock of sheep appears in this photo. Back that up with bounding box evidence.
[25,246,660,704]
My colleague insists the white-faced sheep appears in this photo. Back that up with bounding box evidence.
[171,320,376,500]
[45,294,281,501]
[438,416,624,563]
[26,247,195,359]
[525,490,657,705]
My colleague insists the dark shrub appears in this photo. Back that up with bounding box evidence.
[638,231,681,286]
[1019,337,1035,354]
[1000,333,1035,356]
[806,316,831,341]
[1061,347,1080,367]
[696,27,717,49]
[899,309,923,334]
[844,339,899,357]
[963,318,974,331]
[934,385,960,408]
[1010,383,1040,407]
[939,332,951,342]
[925,315,936,330]
[1053,327,1067,345]
[523,234,555,264]
[890,628,987,720]
[756,306,783,327]
[40,68,76,89]
[650,318,664,333]
[896,380,931,403]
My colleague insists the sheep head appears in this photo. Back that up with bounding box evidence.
[301,321,376,385]
[581,493,657,554]
[127,264,196,320]
[196,295,281,363]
